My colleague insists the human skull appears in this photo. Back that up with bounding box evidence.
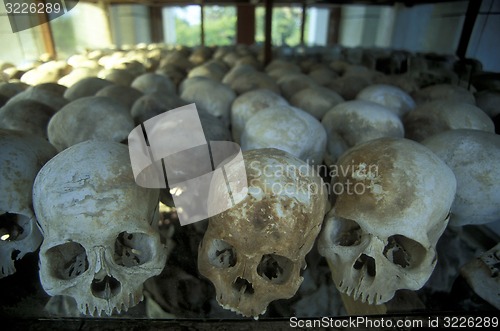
[318,138,456,304]
[461,243,500,309]
[403,100,495,142]
[321,100,404,167]
[131,73,176,95]
[33,140,166,316]
[47,96,134,151]
[231,89,289,144]
[64,77,113,101]
[180,77,236,127]
[412,83,475,105]
[198,148,328,318]
[241,105,327,165]
[290,86,344,120]
[421,129,500,226]
[356,84,416,118]
[0,99,55,138]
[0,129,56,278]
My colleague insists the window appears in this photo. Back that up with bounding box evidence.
[255,6,306,46]
[163,6,201,47]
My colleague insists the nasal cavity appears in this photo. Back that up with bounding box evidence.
[91,274,121,299]
[233,277,254,295]
[353,254,376,277]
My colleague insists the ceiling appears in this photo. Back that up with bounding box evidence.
[81,0,468,7]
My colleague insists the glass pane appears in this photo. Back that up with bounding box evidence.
[51,2,111,59]
[204,5,236,46]
[255,6,306,46]
[163,6,201,47]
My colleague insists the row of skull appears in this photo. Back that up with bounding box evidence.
[1,46,499,318]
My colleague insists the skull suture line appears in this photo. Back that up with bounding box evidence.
[33,140,166,316]
[318,138,456,305]
[198,148,328,318]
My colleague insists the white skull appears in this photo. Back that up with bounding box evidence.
[290,86,344,120]
[403,100,494,142]
[63,77,113,101]
[461,243,500,309]
[198,148,328,318]
[356,84,416,118]
[231,89,289,144]
[33,140,166,316]
[318,138,456,304]
[47,96,134,151]
[180,77,236,127]
[412,83,475,106]
[321,100,404,167]
[0,129,56,278]
[241,105,327,165]
[422,129,500,226]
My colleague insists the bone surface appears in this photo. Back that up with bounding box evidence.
[198,148,328,318]
[422,129,500,226]
[33,140,166,316]
[321,100,404,167]
[318,137,456,305]
[241,105,327,165]
[403,100,495,142]
[231,89,288,144]
[356,84,416,117]
[47,96,134,151]
[0,129,56,278]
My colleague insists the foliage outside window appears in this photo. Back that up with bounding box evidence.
[255,6,307,46]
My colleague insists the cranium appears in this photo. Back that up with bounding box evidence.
[47,96,134,151]
[231,89,289,144]
[63,77,113,101]
[241,105,327,165]
[198,148,328,318]
[422,129,500,226]
[0,129,56,278]
[321,100,404,167]
[318,137,456,304]
[290,85,344,120]
[33,140,166,316]
[403,100,495,142]
[356,84,416,117]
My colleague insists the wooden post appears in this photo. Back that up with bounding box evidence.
[200,2,205,46]
[237,4,255,45]
[456,0,482,59]
[300,1,306,45]
[98,0,114,48]
[327,6,341,45]
[38,0,56,59]
[264,0,273,66]
[149,5,164,43]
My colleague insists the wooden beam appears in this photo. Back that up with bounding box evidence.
[327,6,341,45]
[300,1,306,44]
[200,3,205,46]
[38,8,56,59]
[236,4,255,45]
[456,0,482,59]
[149,6,165,42]
[264,0,273,66]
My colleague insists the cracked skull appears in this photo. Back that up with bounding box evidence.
[33,140,166,316]
[0,129,56,278]
[198,148,328,318]
[318,138,456,304]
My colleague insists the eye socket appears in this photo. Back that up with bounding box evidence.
[257,254,293,284]
[113,232,154,267]
[45,242,89,280]
[329,217,363,246]
[383,235,427,269]
[207,239,236,268]
[0,213,30,242]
